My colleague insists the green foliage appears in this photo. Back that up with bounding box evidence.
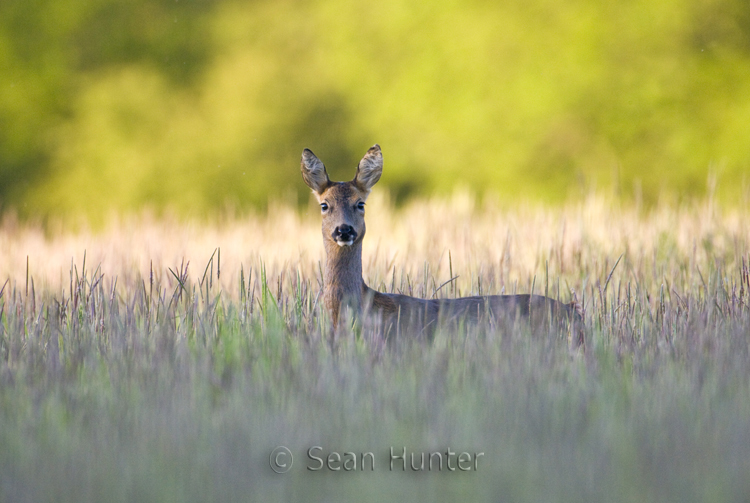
[1,0,750,219]
[0,0,214,212]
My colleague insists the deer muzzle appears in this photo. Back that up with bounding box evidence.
[332,225,357,246]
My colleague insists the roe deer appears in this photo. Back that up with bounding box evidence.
[301,144,583,345]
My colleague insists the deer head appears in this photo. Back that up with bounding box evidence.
[300,144,383,248]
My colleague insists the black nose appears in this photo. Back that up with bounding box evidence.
[332,225,357,242]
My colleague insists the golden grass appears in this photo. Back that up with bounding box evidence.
[1,193,748,306]
[2,194,749,503]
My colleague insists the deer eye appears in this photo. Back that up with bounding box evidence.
[320,202,329,212]
[356,201,365,211]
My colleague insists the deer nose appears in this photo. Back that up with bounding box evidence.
[332,225,357,243]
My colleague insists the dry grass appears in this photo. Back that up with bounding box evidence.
[2,193,746,303]
[1,195,749,503]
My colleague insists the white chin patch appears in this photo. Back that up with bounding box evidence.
[336,239,354,247]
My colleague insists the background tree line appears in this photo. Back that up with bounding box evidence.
[1,0,749,221]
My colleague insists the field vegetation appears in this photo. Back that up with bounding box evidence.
[1,195,749,502]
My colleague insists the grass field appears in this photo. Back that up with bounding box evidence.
[1,194,749,503]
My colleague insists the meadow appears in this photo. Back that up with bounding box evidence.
[1,194,749,502]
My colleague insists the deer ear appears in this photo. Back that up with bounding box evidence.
[301,149,330,195]
[354,144,383,192]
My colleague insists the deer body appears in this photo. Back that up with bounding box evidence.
[302,145,582,342]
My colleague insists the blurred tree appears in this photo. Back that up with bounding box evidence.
[0,0,215,211]
[1,0,749,221]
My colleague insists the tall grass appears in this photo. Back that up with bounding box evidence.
[1,195,749,503]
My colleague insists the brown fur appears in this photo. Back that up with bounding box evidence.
[301,145,584,346]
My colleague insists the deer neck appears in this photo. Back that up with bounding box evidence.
[323,239,367,324]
